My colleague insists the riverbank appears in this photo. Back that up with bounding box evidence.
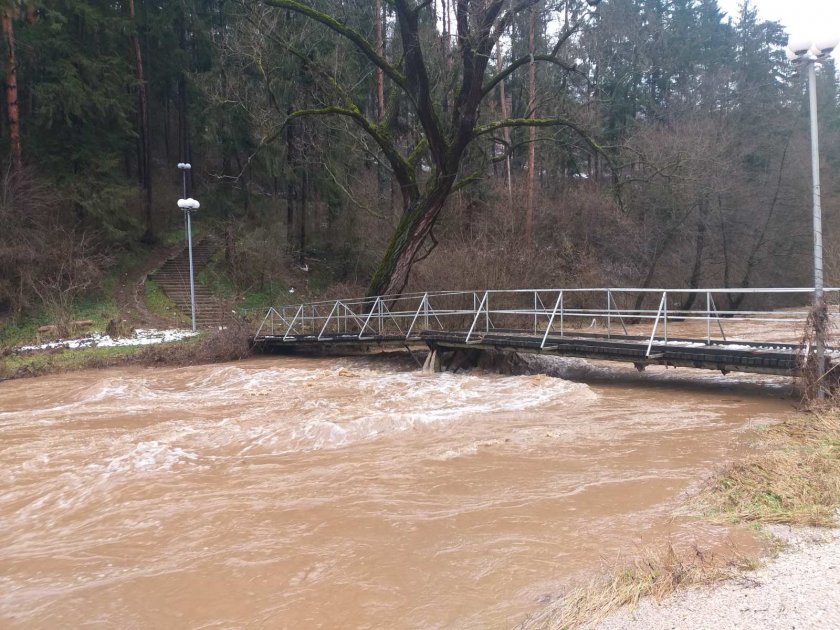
[597,521,840,629]
[525,409,840,629]
[0,325,252,382]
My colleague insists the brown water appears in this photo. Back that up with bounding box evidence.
[0,355,794,628]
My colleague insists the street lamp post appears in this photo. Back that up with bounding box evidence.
[787,37,839,398]
[177,162,200,333]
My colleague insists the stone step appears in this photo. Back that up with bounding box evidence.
[148,237,228,326]
[171,306,221,312]
[165,299,217,304]
[167,299,222,311]
[166,298,217,304]
[153,271,199,278]
[159,288,215,294]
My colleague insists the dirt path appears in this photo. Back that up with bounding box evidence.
[598,523,840,630]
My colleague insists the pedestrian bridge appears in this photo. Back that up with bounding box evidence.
[251,288,839,377]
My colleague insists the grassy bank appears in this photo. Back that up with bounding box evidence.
[706,411,840,528]
[0,325,253,382]
[526,409,840,629]
[1,344,150,380]
[0,295,122,351]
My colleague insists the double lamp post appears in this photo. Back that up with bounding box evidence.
[786,37,839,396]
[177,162,200,333]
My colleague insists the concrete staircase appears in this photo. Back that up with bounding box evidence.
[150,238,224,328]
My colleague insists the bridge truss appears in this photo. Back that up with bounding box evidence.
[252,288,840,377]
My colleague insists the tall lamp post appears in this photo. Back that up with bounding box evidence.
[786,37,839,398]
[177,162,200,333]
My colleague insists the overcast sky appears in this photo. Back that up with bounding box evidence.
[716,0,840,58]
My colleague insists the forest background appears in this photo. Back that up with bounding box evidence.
[1,0,838,335]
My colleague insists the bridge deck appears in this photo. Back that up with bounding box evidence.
[251,330,810,376]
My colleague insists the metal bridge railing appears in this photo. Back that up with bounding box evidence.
[254,288,840,353]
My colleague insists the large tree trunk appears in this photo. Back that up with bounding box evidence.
[633,241,669,314]
[286,104,296,248]
[271,0,559,299]
[497,43,512,208]
[525,5,537,247]
[129,0,154,242]
[367,176,456,297]
[374,0,385,120]
[725,140,790,309]
[2,9,21,172]
[299,167,307,266]
[680,210,707,311]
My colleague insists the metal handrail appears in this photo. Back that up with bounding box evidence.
[257,287,839,350]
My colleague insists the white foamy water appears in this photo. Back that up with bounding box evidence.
[103,442,199,474]
[2,362,595,459]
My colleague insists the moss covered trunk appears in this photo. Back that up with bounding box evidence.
[366,176,456,298]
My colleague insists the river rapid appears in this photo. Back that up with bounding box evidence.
[0,354,794,628]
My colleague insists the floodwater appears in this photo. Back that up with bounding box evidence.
[0,355,795,628]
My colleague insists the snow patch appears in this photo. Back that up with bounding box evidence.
[16,328,198,353]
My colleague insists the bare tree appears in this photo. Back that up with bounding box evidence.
[525,2,538,247]
[261,0,595,297]
[33,232,108,334]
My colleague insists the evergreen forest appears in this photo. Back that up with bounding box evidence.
[1,0,838,332]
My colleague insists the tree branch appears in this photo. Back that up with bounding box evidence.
[451,172,484,193]
[448,0,508,165]
[406,137,428,168]
[475,116,595,141]
[284,106,419,202]
[264,0,407,89]
[392,0,449,167]
[474,116,620,194]
[268,32,420,205]
[490,0,540,44]
[482,54,579,99]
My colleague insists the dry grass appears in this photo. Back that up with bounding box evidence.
[523,542,755,629]
[135,321,253,366]
[704,412,840,528]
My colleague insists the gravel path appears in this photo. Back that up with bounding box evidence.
[598,524,840,630]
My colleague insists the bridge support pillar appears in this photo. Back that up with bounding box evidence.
[422,346,528,375]
[422,349,442,373]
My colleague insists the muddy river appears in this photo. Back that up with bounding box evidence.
[0,355,795,628]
